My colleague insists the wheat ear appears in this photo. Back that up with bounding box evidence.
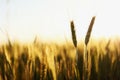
[85,16,96,46]
[70,21,77,48]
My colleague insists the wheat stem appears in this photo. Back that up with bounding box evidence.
[84,16,96,80]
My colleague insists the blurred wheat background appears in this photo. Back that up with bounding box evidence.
[0,37,120,80]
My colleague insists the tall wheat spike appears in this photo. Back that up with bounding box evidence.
[84,16,96,80]
[70,20,78,62]
[70,20,80,79]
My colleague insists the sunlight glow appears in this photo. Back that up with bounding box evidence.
[0,0,120,42]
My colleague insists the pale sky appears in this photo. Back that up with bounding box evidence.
[0,0,120,42]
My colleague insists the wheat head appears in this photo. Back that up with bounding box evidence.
[70,21,77,48]
[85,16,96,46]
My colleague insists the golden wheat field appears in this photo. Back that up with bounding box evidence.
[0,37,120,80]
[1,0,120,80]
[0,16,120,80]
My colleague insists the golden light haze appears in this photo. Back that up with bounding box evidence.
[0,0,120,42]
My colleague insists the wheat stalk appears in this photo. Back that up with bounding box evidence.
[84,16,96,80]
[70,20,80,79]
[70,20,78,62]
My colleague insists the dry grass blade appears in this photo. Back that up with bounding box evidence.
[70,21,77,47]
[85,16,96,46]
